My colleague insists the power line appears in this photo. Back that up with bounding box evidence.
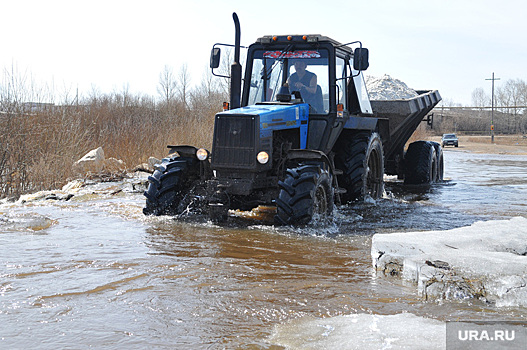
[485,72,500,143]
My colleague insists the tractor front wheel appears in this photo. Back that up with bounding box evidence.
[275,164,334,225]
[143,156,200,216]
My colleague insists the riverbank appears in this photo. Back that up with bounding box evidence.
[431,134,527,155]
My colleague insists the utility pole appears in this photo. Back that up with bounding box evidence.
[485,72,500,143]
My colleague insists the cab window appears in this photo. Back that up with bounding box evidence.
[248,49,329,114]
[336,56,348,111]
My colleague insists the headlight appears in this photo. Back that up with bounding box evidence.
[196,148,209,161]
[257,151,269,164]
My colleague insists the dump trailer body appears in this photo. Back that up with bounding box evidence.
[370,89,442,175]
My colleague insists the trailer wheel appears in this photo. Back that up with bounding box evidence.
[430,141,444,181]
[143,156,199,216]
[404,141,437,185]
[275,164,334,225]
[335,132,384,202]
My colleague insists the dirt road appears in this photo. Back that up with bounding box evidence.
[431,134,527,155]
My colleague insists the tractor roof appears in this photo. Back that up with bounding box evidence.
[255,35,354,54]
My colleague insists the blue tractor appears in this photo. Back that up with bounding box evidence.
[143,13,442,224]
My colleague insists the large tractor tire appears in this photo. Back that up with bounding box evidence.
[143,156,199,216]
[430,141,444,181]
[334,132,384,203]
[275,164,334,225]
[404,141,438,185]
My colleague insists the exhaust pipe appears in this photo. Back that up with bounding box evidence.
[230,12,242,109]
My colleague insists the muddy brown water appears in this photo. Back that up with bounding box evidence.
[1,150,526,349]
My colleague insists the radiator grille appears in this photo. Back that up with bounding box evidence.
[212,115,256,168]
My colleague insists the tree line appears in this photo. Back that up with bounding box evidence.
[471,78,527,113]
[435,78,527,135]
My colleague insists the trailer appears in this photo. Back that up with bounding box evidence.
[143,13,443,225]
[371,90,443,182]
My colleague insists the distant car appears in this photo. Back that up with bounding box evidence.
[441,133,458,147]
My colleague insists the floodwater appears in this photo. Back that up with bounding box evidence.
[1,149,526,349]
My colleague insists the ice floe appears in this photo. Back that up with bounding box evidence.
[269,313,445,350]
[371,217,527,307]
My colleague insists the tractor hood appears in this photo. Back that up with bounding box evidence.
[219,103,309,119]
[217,103,309,148]
[211,103,310,172]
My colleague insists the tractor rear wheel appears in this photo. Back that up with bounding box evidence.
[335,132,384,202]
[404,141,437,185]
[275,164,334,225]
[143,156,199,216]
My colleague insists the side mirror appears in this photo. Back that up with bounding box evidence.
[210,48,221,69]
[353,48,369,71]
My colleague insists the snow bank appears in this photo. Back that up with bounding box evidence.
[371,217,527,307]
[269,313,444,350]
[365,74,418,100]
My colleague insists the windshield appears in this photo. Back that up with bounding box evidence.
[443,134,456,139]
[248,49,329,114]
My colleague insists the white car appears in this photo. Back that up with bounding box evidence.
[441,133,458,147]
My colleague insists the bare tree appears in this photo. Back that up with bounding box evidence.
[176,64,191,111]
[190,70,228,121]
[157,65,177,104]
[495,79,527,113]
[440,98,462,108]
[521,80,527,108]
[471,87,489,108]
[494,79,526,133]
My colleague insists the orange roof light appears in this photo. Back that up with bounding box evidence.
[287,35,293,41]
[337,103,344,118]
[272,36,278,41]
[302,35,308,41]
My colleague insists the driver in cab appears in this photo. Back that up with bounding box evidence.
[288,60,317,108]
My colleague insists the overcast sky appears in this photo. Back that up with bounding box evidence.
[2,0,526,106]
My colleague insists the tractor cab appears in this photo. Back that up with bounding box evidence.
[246,46,328,114]
[212,34,372,118]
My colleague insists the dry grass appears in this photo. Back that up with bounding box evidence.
[0,90,224,199]
[428,134,527,155]
[464,134,527,146]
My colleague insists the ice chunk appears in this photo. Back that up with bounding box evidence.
[371,217,527,307]
[268,313,445,350]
